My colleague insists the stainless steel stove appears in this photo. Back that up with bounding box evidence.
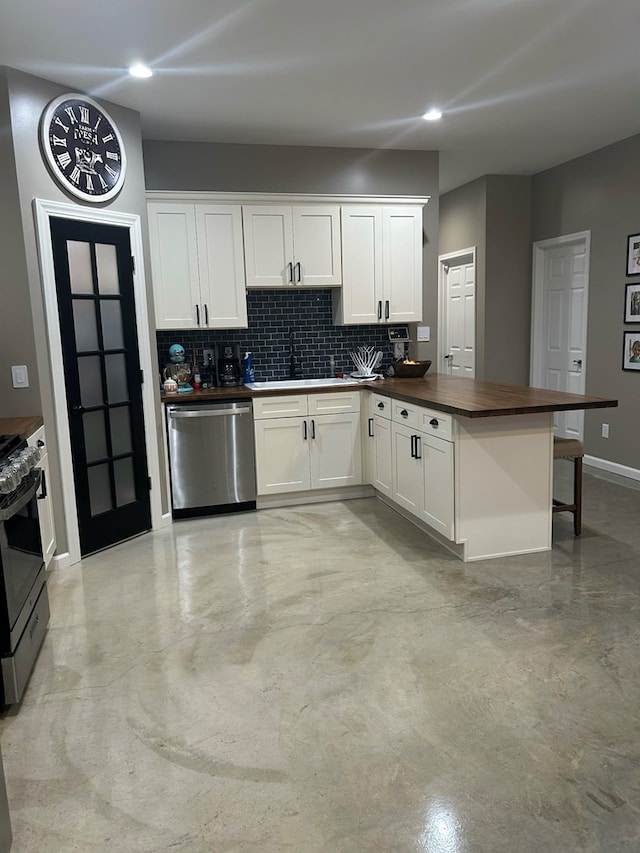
[0,434,49,708]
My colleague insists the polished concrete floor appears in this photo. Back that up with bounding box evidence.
[1,465,639,852]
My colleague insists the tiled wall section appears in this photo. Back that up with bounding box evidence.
[156,290,396,386]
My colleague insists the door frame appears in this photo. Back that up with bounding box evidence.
[437,246,476,374]
[530,230,591,389]
[33,198,163,566]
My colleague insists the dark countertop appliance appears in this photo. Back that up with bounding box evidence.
[215,344,242,387]
[0,434,49,709]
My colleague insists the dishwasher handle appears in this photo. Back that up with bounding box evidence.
[168,406,252,419]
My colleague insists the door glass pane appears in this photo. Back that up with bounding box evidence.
[100,300,124,350]
[88,464,112,516]
[67,241,93,294]
[110,407,132,456]
[114,457,136,507]
[78,356,104,407]
[73,300,98,351]
[96,243,119,295]
[105,354,128,403]
[84,411,108,463]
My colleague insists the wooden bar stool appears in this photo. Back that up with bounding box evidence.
[553,437,584,535]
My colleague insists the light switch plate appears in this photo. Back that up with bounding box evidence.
[417,326,430,342]
[11,365,29,388]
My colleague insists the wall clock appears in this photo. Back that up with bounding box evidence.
[40,94,127,203]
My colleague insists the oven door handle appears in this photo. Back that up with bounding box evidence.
[0,469,41,521]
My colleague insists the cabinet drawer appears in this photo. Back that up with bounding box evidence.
[308,391,360,415]
[370,393,391,419]
[391,400,420,428]
[417,408,453,442]
[253,395,308,419]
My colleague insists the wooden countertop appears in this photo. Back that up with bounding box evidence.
[160,374,617,418]
[0,415,43,439]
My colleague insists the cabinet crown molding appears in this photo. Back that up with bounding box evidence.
[146,191,430,206]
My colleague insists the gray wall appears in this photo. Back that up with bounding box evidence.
[439,176,531,384]
[1,66,162,549]
[144,140,440,363]
[532,134,640,468]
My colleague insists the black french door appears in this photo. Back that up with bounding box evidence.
[50,217,151,556]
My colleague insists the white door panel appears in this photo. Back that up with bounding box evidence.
[441,254,475,377]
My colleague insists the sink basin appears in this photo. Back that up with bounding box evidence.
[244,378,361,390]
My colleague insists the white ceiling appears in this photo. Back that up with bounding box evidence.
[2,0,639,193]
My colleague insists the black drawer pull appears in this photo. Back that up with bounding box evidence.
[368,418,374,437]
[429,418,439,427]
[400,409,408,418]
[377,402,384,409]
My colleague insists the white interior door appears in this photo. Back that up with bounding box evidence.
[439,249,475,376]
[531,233,589,440]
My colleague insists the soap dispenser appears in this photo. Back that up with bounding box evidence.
[242,351,255,383]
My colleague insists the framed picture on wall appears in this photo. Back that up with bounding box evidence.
[622,332,640,371]
[626,233,640,276]
[624,283,640,323]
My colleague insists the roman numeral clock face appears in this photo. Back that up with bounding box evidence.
[40,94,127,202]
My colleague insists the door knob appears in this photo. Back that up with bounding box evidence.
[444,354,453,360]
[573,359,583,366]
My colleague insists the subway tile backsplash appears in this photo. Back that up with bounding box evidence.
[156,289,394,385]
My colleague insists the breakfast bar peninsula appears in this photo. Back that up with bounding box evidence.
[362,374,617,561]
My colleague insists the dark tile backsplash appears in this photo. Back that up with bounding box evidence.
[156,289,396,386]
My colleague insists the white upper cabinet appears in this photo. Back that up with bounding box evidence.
[243,205,342,288]
[334,205,423,325]
[148,202,247,330]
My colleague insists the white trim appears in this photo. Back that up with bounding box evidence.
[48,551,72,571]
[437,247,476,376]
[33,198,163,566]
[146,190,430,206]
[530,230,591,388]
[584,454,640,483]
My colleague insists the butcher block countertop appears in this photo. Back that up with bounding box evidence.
[0,415,43,438]
[160,374,617,418]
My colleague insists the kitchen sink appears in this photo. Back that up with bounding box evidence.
[244,378,361,390]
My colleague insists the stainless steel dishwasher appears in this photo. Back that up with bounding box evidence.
[166,401,256,517]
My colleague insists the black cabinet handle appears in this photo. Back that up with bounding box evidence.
[377,301,382,321]
[400,409,408,418]
[377,402,384,410]
[303,420,308,440]
[311,419,316,439]
[385,300,390,320]
[288,262,294,283]
[37,439,45,448]
[204,304,209,326]
[368,418,374,437]
[37,469,47,500]
[414,436,422,459]
[429,418,439,427]
[195,304,200,326]
[410,435,415,458]
[295,262,301,283]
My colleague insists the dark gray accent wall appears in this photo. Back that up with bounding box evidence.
[532,134,640,469]
[439,176,531,384]
[1,66,163,548]
[144,140,440,364]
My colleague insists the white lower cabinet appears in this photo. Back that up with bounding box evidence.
[27,426,56,568]
[254,393,362,496]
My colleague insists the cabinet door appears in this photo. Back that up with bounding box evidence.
[254,417,310,494]
[420,433,454,539]
[309,413,362,489]
[383,206,423,323]
[335,206,383,324]
[292,206,342,287]
[243,206,294,287]
[195,205,248,329]
[372,415,393,497]
[391,422,422,517]
[36,452,57,567]
[148,203,202,329]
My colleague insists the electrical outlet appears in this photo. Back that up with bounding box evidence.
[203,348,215,367]
[601,423,609,438]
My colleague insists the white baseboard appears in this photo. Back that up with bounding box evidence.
[257,485,374,510]
[48,552,71,571]
[584,455,640,483]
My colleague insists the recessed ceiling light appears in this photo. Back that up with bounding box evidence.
[128,62,154,79]
[423,108,443,121]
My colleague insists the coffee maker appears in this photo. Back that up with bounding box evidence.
[215,344,242,387]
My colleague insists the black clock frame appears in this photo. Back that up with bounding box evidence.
[39,94,127,203]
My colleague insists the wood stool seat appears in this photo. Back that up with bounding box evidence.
[553,436,584,535]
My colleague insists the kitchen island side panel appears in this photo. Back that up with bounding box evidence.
[455,413,554,561]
